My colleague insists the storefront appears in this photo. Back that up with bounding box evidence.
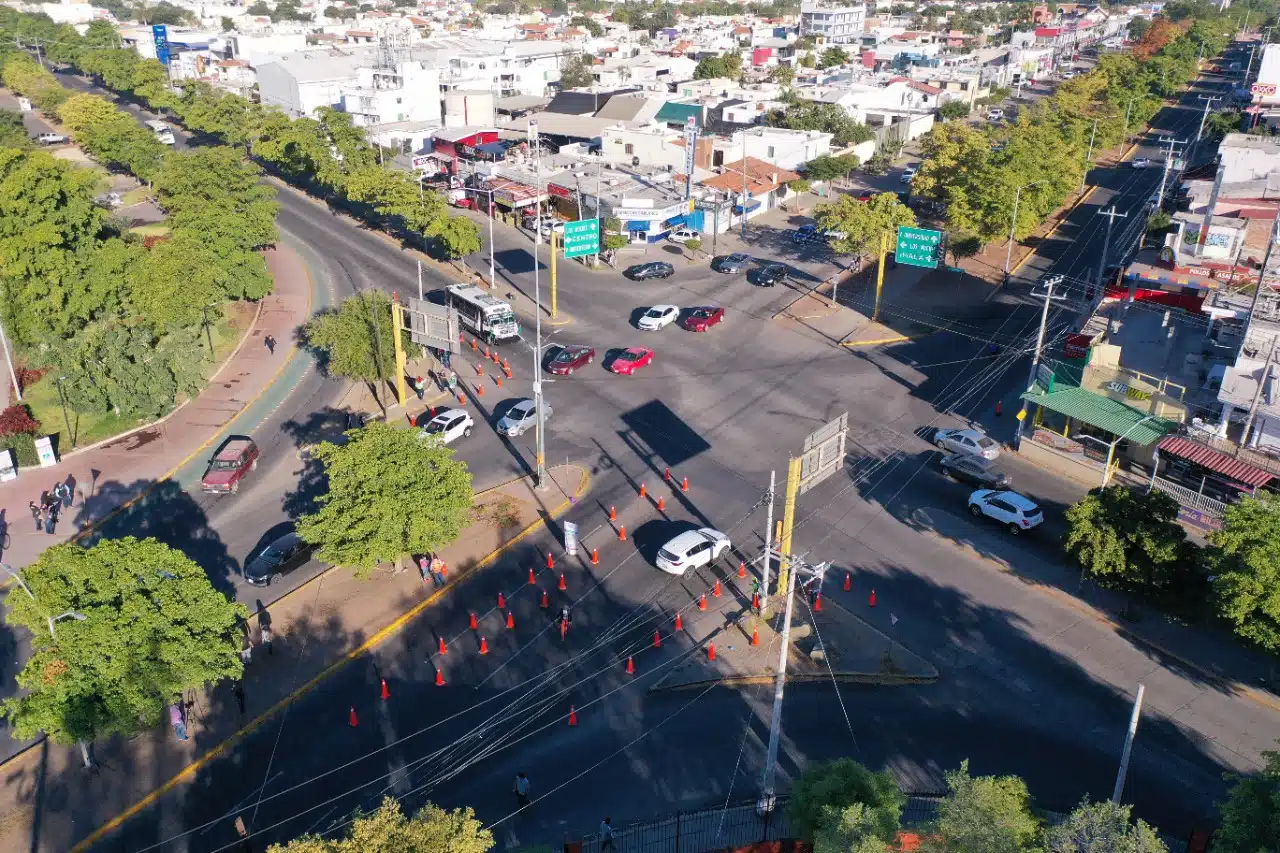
[608,198,697,244]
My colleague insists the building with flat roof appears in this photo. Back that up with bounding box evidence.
[800,1,867,45]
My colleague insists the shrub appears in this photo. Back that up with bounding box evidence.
[0,433,40,467]
[0,405,41,438]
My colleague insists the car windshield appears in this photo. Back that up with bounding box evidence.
[1023,502,1042,515]
[257,545,286,567]
[512,403,533,419]
[424,419,447,433]
[658,548,681,562]
[644,309,663,318]
[553,350,577,363]
[977,437,996,449]
[619,351,639,361]
[728,254,747,262]
[211,458,241,470]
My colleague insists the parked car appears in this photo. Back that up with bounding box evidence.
[754,264,788,287]
[1061,69,1076,79]
[900,166,917,184]
[940,454,1011,489]
[934,427,1001,460]
[682,306,724,332]
[420,409,474,444]
[497,398,549,437]
[638,304,680,330]
[624,262,675,281]
[35,132,67,145]
[987,108,1005,122]
[1131,157,1152,169]
[855,189,877,202]
[201,438,260,494]
[791,224,825,245]
[547,344,595,375]
[609,347,654,375]
[967,489,1044,535]
[713,253,751,273]
[668,228,700,244]
[656,528,732,575]
[94,192,123,209]
[244,531,312,587]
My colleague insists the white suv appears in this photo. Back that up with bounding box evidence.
[968,489,1044,535]
[420,409,474,445]
[656,528,732,575]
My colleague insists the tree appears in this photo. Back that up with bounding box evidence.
[560,54,596,89]
[684,237,702,256]
[1063,485,1196,601]
[297,422,473,577]
[1206,494,1280,654]
[221,15,235,30]
[924,761,1039,853]
[323,5,356,18]
[694,52,744,81]
[1203,109,1244,139]
[0,109,29,149]
[789,758,905,843]
[246,0,271,14]
[939,100,971,121]
[804,153,859,182]
[1,538,246,745]
[136,1,195,25]
[1214,749,1280,853]
[1043,799,1167,853]
[799,53,816,69]
[815,803,892,853]
[771,63,795,87]
[431,214,482,259]
[570,14,602,36]
[765,101,874,147]
[153,147,280,252]
[267,797,492,852]
[1127,17,1151,42]
[304,291,401,402]
[817,192,917,265]
[819,46,850,69]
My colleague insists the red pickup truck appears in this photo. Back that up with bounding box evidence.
[200,438,259,494]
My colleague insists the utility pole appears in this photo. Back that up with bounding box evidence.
[740,130,749,239]
[872,231,890,322]
[1095,206,1128,288]
[760,470,775,615]
[1242,337,1277,448]
[1195,95,1222,143]
[1111,684,1145,804]
[1245,216,1280,329]
[758,554,799,814]
[529,120,547,490]
[1012,275,1066,449]
[1155,134,1188,212]
[1081,117,1100,192]
[417,259,423,301]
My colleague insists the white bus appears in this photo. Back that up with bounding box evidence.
[445,284,519,343]
[145,120,175,145]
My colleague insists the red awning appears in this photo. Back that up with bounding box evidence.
[1158,435,1274,488]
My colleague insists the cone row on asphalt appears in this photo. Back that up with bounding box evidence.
[698,593,707,611]
[708,643,716,661]
[713,579,721,598]
[639,483,646,498]
[591,548,599,565]
[618,525,627,541]
[674,612,683,631]
[814,594,823,612]
[528,567,536,585]
[558,573,567,591]
[653,631,662,647]
[497,592,505,609]
[469,612,478,630]
[540,589,549,608]
[438,636,448,655]
[506,611,515,629]
[547,552,554,570]
[609,505,616,521]
[681,476,689,492]
[738,560,747,578]
[479,636,490,654]
[843,572,852,591]
[657,496,665,511]
[751,627,760,646]
[435,670,445,687]
[568,706,578,726]
[625,656,635,675]
[869,589,877,608]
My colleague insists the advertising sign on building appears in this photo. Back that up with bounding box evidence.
[895,226,944,269]
[1251,82,1278,96]
[152,24,170,65]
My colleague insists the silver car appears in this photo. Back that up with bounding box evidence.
[496,398,550,437]
[934,428,1001,460]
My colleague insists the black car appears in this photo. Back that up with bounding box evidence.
[244,531,313,586]
[713,253,750,273]
[754,264,788,287]
[940,454,1011,489]
[624,262,675,281]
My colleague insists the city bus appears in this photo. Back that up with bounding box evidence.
[445,284,519,343]
[145,120,175,145]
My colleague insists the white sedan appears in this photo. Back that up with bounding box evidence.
[934,427,1001,460]
[419,409,473,445]
[638,304,680,331]
[1131,158,1152,169]
[656,528,731,575]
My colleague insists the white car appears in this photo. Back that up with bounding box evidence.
[496,398,550,437]
[1061,69,1076,79]
[934,428,1001,460]
[668,228,700,244]
[35,132,67,145]
[419,409,474,445]
[900,166,917,184]
[987,108,1004,122]
[968,489,1044,535]
[638,304,679,331]
[655,528,732,575]
[1131,158,1152,169]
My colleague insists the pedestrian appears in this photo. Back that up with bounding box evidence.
[514,772,530,809]
[28,501,41,533]
[419,555,430,585]
[414,376,425,401]
[557,605,573,626]
[170,702,188,741]
[260,624,273,655]
[600,817,616,852]
[54,481,71,509]
[240,636,253,666]
[233,681,246,716]
[441,349,452,369]
[264,334,276,355]
[235,815,254,853]
[447,371,458,393]
[44,504,57,535]
[429,555,446,585]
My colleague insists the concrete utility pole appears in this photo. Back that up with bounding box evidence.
[1242,337,1277,448]
[529,120,547,490]
[1012,275,1066,450]
[740,131,749,239]
[760,470,775,615]
[1245,216,1280,329]
[1155,134,1188,212]
[1193,95,1222,164]
[1111,684,1145,804]
[1081,117,1100,192]
[1095,206,1128,288]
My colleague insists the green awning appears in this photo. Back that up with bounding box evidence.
[1020,386,1175,446]
[655,102,703,126]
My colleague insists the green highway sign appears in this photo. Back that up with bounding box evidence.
[562,218,600,259]
[895,226,943,269]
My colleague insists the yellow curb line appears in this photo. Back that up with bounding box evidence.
[842,334,912,347]
[69,467,591,853]
[651,670,939,692]
[68,260,314,545]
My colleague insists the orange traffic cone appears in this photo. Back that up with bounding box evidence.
[497,592,505,609]
[528,567,537,585]
[814,594,823,612]
[470,338,478,351]
[653,631,662,647]
[738,560,747,578]
[568,706,578,726]
[843,572,852,591]
[698,593,707,611]
[618,525,627,541]
[625,656,635,675]
[476,384,484,397]
[495,375,502,388]
[708,643,716,661]
[474,363,484,376]
[674,612,683,631]
[657,496,665,511]
[681,476,689,492]
[483,345,490,359]
[752,592,761,610]
[868,589,877,608]
[504,365,512,379]
[458,393,467,405]
[751,627,760,646]
[639,482,646,498]
[713,579,722,598]
[469,612,478,630]
[558,573,567,591]
[506,611,515,629]
[540,589,549,608]
[502,358,510,372]
[547,552,554,570]
[591,548,599,565]
[380,679,390,700]
[479,636,489,654]
[349,706,358,727]
[609,505,617,522]
[435,669,445,687]
[995,399,1003,416]
[438,636,448,655]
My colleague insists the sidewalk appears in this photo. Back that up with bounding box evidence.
[0,245,312,571]
[0,464,588,853]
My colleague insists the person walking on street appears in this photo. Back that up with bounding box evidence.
[264,334,276,355]
[44,503,58,535]
[419,555,430,585]
[53,481,71,509]
[240,635,253,666]
[260,625,273,655]
[170,702,189,741]
[514,772,531,809]
[233,682,246,716]
[447,371,458,394]
[28,501,41,533]
[600,817,615,851]
[414,376,425,401]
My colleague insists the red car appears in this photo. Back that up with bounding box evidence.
[609,347,654,375]
[682,306,724,332]
[200,437,259,494]
[547,344,595,375]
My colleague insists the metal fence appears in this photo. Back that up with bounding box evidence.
[1151,476,1228,518]
[567,795,944,853]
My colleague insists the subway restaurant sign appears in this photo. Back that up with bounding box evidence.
[562,218,600,258]
[895,226,943,269]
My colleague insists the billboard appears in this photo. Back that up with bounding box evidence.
[152,24,170,65]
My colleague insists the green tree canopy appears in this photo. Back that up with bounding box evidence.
[1206,494,1280,653]
[819,46,850,68]
[924,761,1040,853]
[1043,799,1167,853]
[153,147,280,252]
[817,192,917,263]
[569,14,603,36]
[803,153,860,182]
[433,214,482,259]
[560,53,596,89]
[815,802,892,853]
[789,758,905,843]
[694,51,744,81]
[267,797,493,852]
[765,101,874,147]
[297,421,474,576]
[1214,748,1280,853]
[0,108,29,149]
[938,100,971,121]
[1,538,246,744]
[304,291,401,396]
[771,63,795,87]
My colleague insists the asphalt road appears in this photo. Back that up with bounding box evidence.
[11,64,1279,853]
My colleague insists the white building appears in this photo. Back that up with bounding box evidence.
[799,2,867,45]
[341,62,443,127]
[1218,133,1280,184]
[720,126,833,171]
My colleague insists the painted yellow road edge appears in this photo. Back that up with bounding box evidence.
[69,467,591,853]
[842,334,911,347]
[68,262,313,545]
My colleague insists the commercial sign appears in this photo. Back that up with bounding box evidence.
[152,24,170,65]
[562,218,600,259]
[610,199,695,222]
[34,436,56,468]
[411,155,437,173]
[564,521,578,557]
[1251,82,1278,96]
[683,115,698,199]
[895,226,943,269]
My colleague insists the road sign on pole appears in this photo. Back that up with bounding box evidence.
[563,218,600,259]
[798,412,848,495]
[403,297,461,353]
[895,226,943,269]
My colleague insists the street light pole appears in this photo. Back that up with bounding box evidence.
[529,121,547,490]
[1013,275,1066,450]
[759,550,799,811]
[55,376,73,449]
[760,469,775,615]
[1095,206,1128,289]
[1111,683,1146,804]
[1004,181,1041,276]
[1081,117,1100,191]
